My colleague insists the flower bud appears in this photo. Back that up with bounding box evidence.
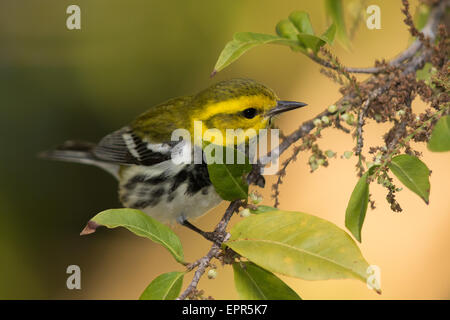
[343,151,353,159]
[341,113,349,122]
[249,192,262,205]
[396,110,405,117]
[346,114,355,125]
[321,116,330,125]
[328,104,337,113]
[207,269,217,279]
[310,162,319,171]
[240,208,251,218]
[313,118,322,127]
[325,150,336,158]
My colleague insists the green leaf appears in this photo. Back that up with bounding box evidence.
[296,34,325,54]
[288,11,333,53]
[249,205,278,214]
[414,4,430,31]
[140,272,184,300]
[345,167,377,242]
[289,11,315,35]
[213,32,299,73]
[206,145,252,201]
[416,62,437,88]
[428,115,450,152]
[388,155,431,204]
[233,262,301,300]
[416,62,434,81]
[227,210,378,292]
[213,12,335,73]
[276,19,299,40]
[321,23,337,44]
[324,0,350,49]
[82,208,184,263]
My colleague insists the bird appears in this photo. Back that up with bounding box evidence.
[40,78,307,242]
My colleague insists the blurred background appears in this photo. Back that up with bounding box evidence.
[0,0,448,299]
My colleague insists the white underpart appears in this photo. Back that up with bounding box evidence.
[119,160,222,224]
[147,143,172,153]
[171,140,192,165]
[122,133,141,161]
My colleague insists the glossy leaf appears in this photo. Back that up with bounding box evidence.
[288,11,334,53]
[140,272,184,300]
[82,208,184,263]
[227,210,378,292]
[233,262,301,300]
[324,0,350,49]
[345,167,377,242]
[428,115,450,152]
[289,11,315,35]
[213,32,299,73]
[276,19,299,40]
[206,145,252,201]
[388,155,430,204]
[214,14,335,73]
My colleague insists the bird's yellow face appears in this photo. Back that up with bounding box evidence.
[193,95,307,146]
[194,94,276,145]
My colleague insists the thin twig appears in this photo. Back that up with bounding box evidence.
[356,87,385,156]
[177,201,241,300]
[307,0,446,74]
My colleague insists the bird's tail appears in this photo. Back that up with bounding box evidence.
[38,140,119,178]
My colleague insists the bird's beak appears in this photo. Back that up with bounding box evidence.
[267,100,308,117]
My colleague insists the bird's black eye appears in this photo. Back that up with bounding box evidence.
[242,108,257,119]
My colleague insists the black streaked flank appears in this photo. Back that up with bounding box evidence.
[151,188,165,198]
[122,163,213,209]
[169,170,188,193]
[124,173,167,190]
[124,174,146,190]
[186,163,211,195]
[144,173,167,185]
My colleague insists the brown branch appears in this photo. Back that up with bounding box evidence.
[307,0,447,74]
[176,0,448,300]
[177,200,241,300]
[356,87,385,156]
[272,145,302,208]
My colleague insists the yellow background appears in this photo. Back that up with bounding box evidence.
[0,0,448,299]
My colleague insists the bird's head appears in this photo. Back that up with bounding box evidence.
[191,78,307,145]
[132,78,307,146]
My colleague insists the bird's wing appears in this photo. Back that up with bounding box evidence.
[94,96,195,166]
[93,126,175,166]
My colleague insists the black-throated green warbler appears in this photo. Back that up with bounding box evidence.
[41,78,306,240]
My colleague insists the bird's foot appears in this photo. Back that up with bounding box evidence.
[201,230,230,246]
[179,218,230,245]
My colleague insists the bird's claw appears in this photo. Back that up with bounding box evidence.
[202,231,230,245]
